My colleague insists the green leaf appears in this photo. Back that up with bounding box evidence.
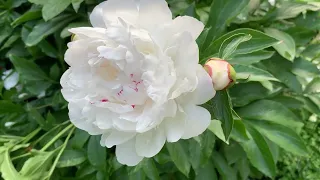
[266,1,320,20]
[26,14,75,46]
[11,7,42,27]
[202,29,278,62]
[49,64,60,80]
[292,58,320,78]
[72,0,85,12]
[128,168,146,180]
[198,130,216,166]
[207,90,234,140]
[166,142,190,177]
[197,27,211,52]
[239,126,276,178]
[264,28,296,61]
[28,0,48,5]
[142,159,159,180]
[208,120,227,143]
[76,162,97,177]
[11,0,28,8]
[305,77,320,94]
[39,40,58,58]
[203,0,250,48]
[87,135,107,171]
[229,82,280,107]
[9,55,51,82]
[1,150,26,180]
[42,0,71,21]
[46,111,56,125]
[20,151,54,179]
[285,27,315,46]
[0,100,25,115]
[230,120,249,142]
[28,109,49,130]
[268,95,304,110]
[25,80,52,95]
[300,44,320,61]
[189,130,216,169]
[195,161,218,180]
[212,152,237,180]
[229,50,275,65]
[294,11,320,31]
[297,96,320,116]
[262,55,303,93]
[57,149,86,168]
[219,34,252,59]
[0,81,3,96]
[96,171,107,180]
[70,129,90,149]
[245,120,308,156]
[235,158,250,180]
[223,142,246,165]
[0,23,13,45]
[0,32,20,50]
[234,64,279,82]
[237,100,304,131]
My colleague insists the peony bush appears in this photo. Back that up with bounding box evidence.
[0,0,319,179]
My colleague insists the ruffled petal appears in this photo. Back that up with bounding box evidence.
[90,0,138,27]
[101,130,136,148]
[189,65,215,105]
[181,105,211,139]
[137,0,172,30]
[163,110,186,142]
[95,108,114,130]
[68,103,104,135]
[171,16,204,39]
[116,138,143,166]
[135,127,166,157]
[69,27,107,39]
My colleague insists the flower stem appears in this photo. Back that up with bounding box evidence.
[33,121,70,146]
[40,124,74,152]
[45,126,75,180]
[22,127,42,144]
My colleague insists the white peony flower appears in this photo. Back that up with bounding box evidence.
[61,0,215,166]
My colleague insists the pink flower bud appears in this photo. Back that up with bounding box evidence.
[204,58,236,90]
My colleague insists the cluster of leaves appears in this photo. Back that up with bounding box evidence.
[0,0,319,179]
[277,121,320,179]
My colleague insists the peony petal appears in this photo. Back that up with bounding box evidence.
[181,105,211,139]
[90,0,138,27]
[95,109,114,130]
[163,110,186,142]
[69,27,107,39]
[171,16,204,39]
[189,65,215,105]
[101,130,136,148]
[135,127,166,157]
[68,103,104,135]
[89,2,107,28]
[137,0,172,30]
[116,138,143,166]
[113,118,137,132]
[97,45,127,61]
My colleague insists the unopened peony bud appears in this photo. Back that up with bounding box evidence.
[204,58,236,90]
